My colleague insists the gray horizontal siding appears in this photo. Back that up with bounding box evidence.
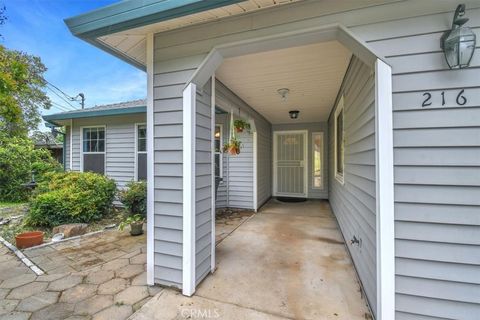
[272,122,328,199]
[195,79,213,285]
[328,56,377,313]
[67,114,145,188]
[350,6,480,319]
[152,44,200,287]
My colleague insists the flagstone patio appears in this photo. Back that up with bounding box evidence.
[0,229,159,320]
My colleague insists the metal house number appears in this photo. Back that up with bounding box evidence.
[421,89,468,107]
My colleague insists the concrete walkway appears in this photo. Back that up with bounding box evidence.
[132,199,371,320]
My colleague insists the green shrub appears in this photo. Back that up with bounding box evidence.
[26,172,116,227]
[0,135,61,202]
[118,180,147,217]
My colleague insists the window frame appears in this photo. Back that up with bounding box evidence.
[214,124,223,178]
[80,125,107,173]
[135,123,147,181]
[334,96,345,184]
[312,132,324,190]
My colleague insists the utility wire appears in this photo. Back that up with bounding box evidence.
[50,101,72,112]
[47,85,77,110]
[46,80,75,101]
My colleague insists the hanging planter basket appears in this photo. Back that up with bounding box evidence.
[234,119,251,133]
[223,138,241,155]
[224,112,243,156]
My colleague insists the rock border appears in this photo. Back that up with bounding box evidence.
[0,235,44,275]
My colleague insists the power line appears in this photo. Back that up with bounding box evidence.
[45,80,85,109]
[46,85,77,110]
[50,101,72,112]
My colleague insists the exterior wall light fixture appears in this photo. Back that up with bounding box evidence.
[441,4,476,69]
[289,110,299,120]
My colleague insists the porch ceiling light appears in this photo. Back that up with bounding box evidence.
[289,110,299,120]
[277,88,290,102]
[441,4,476,69]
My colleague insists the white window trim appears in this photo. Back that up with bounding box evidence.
[311,132,324,190]
[79,125,107,173]
[214,124,223,179]
[134,123,147,181]
[334,96,345,184]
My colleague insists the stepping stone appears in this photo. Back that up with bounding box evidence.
[92,305,132,320]
[36,273,68,282]
[0,274,36,289]
[85,270,114,284]
[114,286,149,305]
[131,272,146,286]
[60,284,97,303]
[48,275,83,291]
[74,295,113,315]
[98,278,127,295]
[0,311,31,320]
[7,281,47,300]
[16,291,59,312]
[0,300,19,316]
[115,264,144,279]
[101,259,129,271]
[129,253,146,265]
[30,302,74,320]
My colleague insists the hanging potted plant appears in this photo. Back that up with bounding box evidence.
[223,137,242,156]
[234,119,251,133]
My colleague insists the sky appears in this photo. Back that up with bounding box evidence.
[2,0,147,129]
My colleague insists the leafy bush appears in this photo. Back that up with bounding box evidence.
[118,180,147,217]
[26,172,116,227]
[0,134,61,202]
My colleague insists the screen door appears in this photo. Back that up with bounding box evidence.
[274,131,307,197]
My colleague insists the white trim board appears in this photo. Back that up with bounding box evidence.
[334,96,345,185]
[146,33,155,286]
[311,131,325,190]
[182,83,197,296]
[375,58,395,320]
[210,75,216,273]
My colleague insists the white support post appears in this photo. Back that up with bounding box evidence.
[375,59,395,320]
[210,75,216,273]
[182,83,197,296]
[146,33,155,286]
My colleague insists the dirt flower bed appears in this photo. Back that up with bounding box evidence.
[0,203,126,246]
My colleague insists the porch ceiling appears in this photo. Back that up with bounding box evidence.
[216,41,351,124]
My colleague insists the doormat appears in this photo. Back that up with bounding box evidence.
[276,197,307,203]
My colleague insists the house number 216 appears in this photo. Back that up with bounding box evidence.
[422,89,467,107]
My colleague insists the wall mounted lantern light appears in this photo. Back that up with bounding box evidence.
[289,110,299,120]
[440,4,476,69]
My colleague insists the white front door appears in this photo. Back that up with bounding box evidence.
[273,131,308,197]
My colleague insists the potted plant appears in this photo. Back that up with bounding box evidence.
[119,214,145,236]
[118,181,147,236]
[223,138,241,155]
[234,119,250,133]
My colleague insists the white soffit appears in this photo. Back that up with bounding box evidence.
[216,41,351,124]
[97,0,303,67]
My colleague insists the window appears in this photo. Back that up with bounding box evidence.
[214,125,223,178]
[82,127,105,174]
[312,132,324,189]
[136,124,147,181]
[334,97,345,183]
